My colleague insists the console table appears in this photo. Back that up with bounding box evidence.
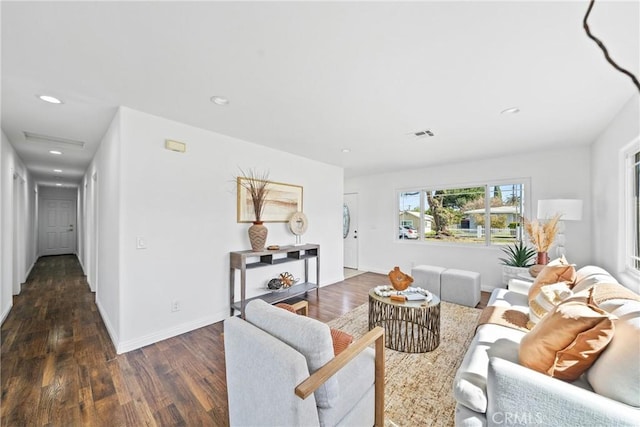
[229,244,320,318]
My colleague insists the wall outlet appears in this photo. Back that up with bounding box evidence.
[171,300,181,312]
[136,237,147,249]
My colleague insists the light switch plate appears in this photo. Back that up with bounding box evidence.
[136,237,147,249]
[165,139,186,153]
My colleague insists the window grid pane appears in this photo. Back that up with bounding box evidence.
[398,182,524,246]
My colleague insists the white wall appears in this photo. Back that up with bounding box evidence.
[592,93,640,292]
[345,146,592,291]
[84,107,343,353]
[1,130,37,323]
[83,110,122,347]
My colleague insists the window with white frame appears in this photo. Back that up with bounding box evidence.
[397,180,528,245]
[625,144,640,273]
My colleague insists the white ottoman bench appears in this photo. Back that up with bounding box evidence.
[411,265,446,297]
[441,269,481,307]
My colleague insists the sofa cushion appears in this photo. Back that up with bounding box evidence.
[318,347,375,426]
[587,320,640,407]
[519,297,615,381]
[276,302,354,356]
[488,287,529,311]
[246,299,338,408]
[453,322,524,413]
[527,256,576,305]
[572,265,618,293]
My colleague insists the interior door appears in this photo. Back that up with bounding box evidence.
[39,199,77,256]
[343,193,358,269]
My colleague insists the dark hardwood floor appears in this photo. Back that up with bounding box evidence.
[1,255,489,426]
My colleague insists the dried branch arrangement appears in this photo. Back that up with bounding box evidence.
[238,168,270,222]
[524,214,561,253]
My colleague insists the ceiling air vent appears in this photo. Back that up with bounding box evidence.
[23,131,85,149]
[412,129,434,138]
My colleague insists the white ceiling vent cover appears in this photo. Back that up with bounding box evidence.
[23,131,85,149]
[412,129,434,138]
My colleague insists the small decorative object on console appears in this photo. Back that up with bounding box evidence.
[267,278,282,290]
[267,245,280,250]
[388,266,414,291]
[279,272,297,288]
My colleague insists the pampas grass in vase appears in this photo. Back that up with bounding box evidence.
[524,214,561,265]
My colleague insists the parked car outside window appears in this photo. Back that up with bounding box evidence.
[399,226,418,239]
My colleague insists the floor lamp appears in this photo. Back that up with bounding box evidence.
[537,199,583,258]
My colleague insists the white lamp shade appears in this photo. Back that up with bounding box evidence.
[537,199,583,221]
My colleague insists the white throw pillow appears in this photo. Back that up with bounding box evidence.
[587,320,640,407]
[529,282,573,325]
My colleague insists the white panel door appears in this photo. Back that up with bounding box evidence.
[343,193,358,269]
[39,199,77,256]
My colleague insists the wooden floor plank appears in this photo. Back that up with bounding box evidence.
[1,255,490,426]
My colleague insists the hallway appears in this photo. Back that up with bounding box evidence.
[1,255,229,426]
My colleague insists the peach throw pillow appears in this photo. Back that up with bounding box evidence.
[519,297,615,381]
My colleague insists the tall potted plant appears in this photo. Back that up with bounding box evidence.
[499,241,536,286]
[238,168,270,251]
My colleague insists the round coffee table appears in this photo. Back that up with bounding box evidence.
[368,288,440,353]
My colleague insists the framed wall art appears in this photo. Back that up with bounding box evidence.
[237,178,303,223]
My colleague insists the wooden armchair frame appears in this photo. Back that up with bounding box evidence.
[295,326,385,427]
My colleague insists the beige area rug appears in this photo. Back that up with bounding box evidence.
[328,301,481,427]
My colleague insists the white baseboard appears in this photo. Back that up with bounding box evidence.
[359,266,387,275]
[96,299,120,353]
[115,310,228,354]
[24,261,35,282]
[0,302,12,325]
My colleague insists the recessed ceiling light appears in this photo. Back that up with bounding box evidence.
[56,183,62,186]
[49,150,62,155]
[500,107,520,115]
[210,96,229,106]
[38,95,63,104]
[53,169,62,173]
[341,148,351,153]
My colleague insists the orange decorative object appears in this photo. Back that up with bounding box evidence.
[388,266,414,291]
[390,294,407,302]
[279,272,295,288]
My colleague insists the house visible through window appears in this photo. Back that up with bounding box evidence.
[398,181,527,245]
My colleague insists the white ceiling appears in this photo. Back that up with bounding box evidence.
[2,1,639,186]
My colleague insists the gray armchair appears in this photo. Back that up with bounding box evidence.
[224,299,385,426]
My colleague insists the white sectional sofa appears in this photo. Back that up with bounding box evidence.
[453,265,640,426]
